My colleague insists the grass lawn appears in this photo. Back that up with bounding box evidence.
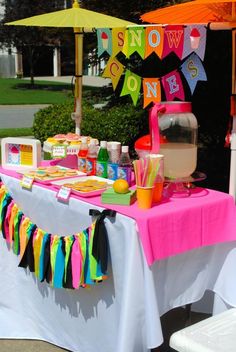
[0,78,73,104]
[0,78,99,105]
[0,77,101,138]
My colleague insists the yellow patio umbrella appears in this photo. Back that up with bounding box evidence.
[6,0,134,134]
[141,0,236,200]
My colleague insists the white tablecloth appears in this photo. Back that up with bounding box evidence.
[1,173,236,352]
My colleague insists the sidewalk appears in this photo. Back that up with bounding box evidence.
[24,75,111,87]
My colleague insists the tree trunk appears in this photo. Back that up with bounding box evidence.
[28,46,35,87]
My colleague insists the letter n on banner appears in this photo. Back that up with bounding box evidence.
[120,70,141,105]
[162,70,185,101]
[143,78,161,108]
[127,27,145,59]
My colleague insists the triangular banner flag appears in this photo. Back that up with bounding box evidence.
[127,27,145,59]
[162,70,185,101]
[102,57,124,90]
[180,53,207,94]
[112,28,126,57]
[182,25,207,60]
[145,26,164,59]
[97,28,112,57]
[143,78,161,108]
[162,25,184,59]
[120,70,141,105]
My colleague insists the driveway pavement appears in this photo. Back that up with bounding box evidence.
[0,104,50,128]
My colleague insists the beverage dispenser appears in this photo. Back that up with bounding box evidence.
[135,102,198,179]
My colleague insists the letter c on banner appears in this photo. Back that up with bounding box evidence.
[110,62,119,77]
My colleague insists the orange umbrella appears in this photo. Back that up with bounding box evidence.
[141,0,236,200]
[141,0,236,26]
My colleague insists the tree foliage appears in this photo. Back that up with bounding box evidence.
[0,0,67,84]
[80,0,185,23]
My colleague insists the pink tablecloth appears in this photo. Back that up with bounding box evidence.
[1,166,236,266]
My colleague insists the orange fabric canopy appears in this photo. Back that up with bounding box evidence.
[141,0,236,26]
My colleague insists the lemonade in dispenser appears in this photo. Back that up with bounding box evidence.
[149,102,198,179]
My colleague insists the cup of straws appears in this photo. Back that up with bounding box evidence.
[133,154,164,210]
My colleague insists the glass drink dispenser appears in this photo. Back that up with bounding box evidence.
[150,102,198,179]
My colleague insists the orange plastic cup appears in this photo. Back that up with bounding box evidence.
[136,186,154,210]
[152,182,164,203]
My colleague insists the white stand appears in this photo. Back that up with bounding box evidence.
[229,117,236,201]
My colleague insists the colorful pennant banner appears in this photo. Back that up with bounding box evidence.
[162,25,184,59]
[0,183,116,290]
[97,24,207,60]
[105,54,206,107]
[96,24,208,107]
[120,69,142,105]
[97,28,112,57]
[183,25,207,61]
[102,57,125,90]
[145,26,164,59]
[180,52,207,94]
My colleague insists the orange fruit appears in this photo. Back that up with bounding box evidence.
[113,179,129,194]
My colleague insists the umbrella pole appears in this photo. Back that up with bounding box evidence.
[229,28,236,201]
[73,27,83,135]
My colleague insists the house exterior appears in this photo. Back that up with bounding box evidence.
[0,3,16,77]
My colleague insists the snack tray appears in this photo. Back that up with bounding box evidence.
[17,167,86,185]
[51,176,114,197]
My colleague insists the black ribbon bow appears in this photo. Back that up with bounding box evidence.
[89,209,116,274]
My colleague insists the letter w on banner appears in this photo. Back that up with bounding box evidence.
[180,53,207,94]
[143,78,161,108]
[162,25,184,59]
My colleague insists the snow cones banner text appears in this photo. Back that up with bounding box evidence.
[97,25,207,107]
[0,183,116,290]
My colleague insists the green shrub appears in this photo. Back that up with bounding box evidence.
[33,100,75,142]
[81,103,148,152]
[33,99,149,154]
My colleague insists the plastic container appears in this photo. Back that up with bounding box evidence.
[86,139,97,176]
[118,145,132,185]
[96,141,109,178]
[78,136,88,173]
[107,142,120,181]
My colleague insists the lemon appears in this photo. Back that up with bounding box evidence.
[113,179,129,194]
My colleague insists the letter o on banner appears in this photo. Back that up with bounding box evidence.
[127,76,138,92]
[148,29,161,48]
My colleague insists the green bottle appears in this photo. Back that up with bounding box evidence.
[96,141,109,178]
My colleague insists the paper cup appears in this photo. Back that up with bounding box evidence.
[153,181,164,203]
[146,154,164,203]
[136,186,153,210]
